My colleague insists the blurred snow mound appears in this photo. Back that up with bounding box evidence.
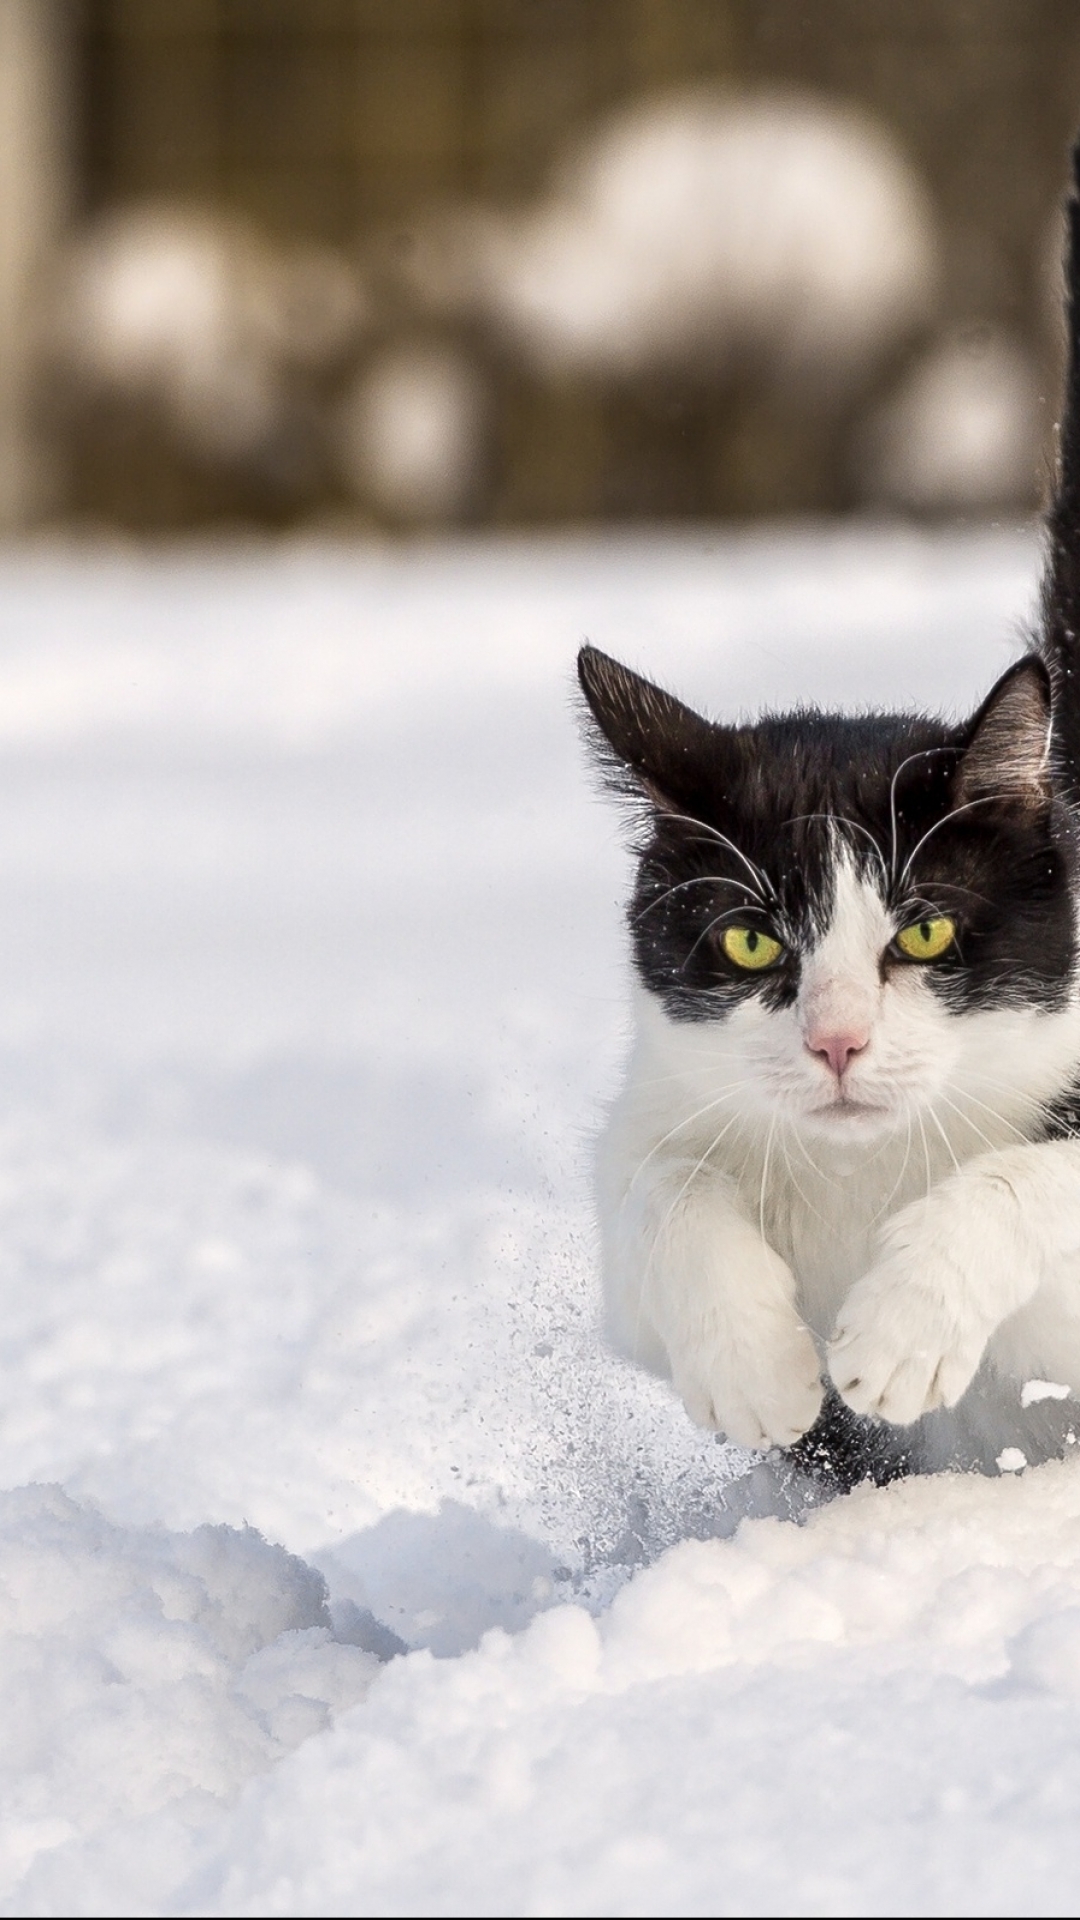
[466,88,939,384]
[338,342,488,521]
[858,326,1043,511]
[52,204,366,467]
[0,1483,377,1903]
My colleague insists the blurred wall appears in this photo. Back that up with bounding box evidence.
[0,0,70,529]
[20,0,1080,529]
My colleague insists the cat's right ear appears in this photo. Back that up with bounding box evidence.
[577,646,716,815]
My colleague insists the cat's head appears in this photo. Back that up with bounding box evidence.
[579,644,1080,1142]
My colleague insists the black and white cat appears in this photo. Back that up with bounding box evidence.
[579,143,1080,1485]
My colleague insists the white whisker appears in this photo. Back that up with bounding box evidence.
[944,1083,1031,1147]
[632,873,764,924]
[658,813,776,903]
[779,1125,830,1224]
[623,1083,756,1193]
[870,1108,915,1225]
[784,810,890,895]
[758,1114,777,1245]
[682,904,772,968]
[916,1109,934,1218]
[886,745,957,885]
[640,1114,747,1297]
[791,1124,840,1191]
[925,1102,963,1179]
[897,791,1009,893]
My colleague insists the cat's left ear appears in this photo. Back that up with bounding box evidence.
[577,645,718,813]
[954,656,1053,816]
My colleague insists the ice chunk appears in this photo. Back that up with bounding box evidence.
[1021,1379,1072,1407]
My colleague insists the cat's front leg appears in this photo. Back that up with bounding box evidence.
[661,1226,825,1449]
[827,1143,1080,1425]
[602,1151,824,1448]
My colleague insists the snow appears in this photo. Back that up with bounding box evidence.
[193,1463,1080,1918]
[0,522,1078,1914]
[0,1484,377,1909]
[1022,1379,1073,1406]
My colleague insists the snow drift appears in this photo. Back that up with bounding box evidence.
[0,529,1077,1915]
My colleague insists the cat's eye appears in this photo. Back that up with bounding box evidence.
[720,926,784,971]
[894,915,957,962]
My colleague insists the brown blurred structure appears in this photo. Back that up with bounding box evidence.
[7,0,1080,530]
[0,2,70,527]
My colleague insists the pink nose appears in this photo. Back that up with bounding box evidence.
[805,1028,869,1080]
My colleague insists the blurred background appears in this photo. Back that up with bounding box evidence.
[4,0,1080,535]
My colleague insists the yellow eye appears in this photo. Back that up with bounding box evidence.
[721,926,784,971]
[895,915,956,961]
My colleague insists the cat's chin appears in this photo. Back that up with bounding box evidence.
[800,1097,897,1141]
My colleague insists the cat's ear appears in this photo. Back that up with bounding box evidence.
[577,646,717,813]
[954,656,1053,816]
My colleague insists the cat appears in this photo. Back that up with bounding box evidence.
[578,140,1080,1488]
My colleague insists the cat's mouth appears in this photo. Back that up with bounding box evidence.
[807,1092,892,1128]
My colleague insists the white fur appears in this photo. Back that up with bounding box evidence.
[599,848,1080,1450]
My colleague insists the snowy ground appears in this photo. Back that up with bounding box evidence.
[2,524,1078,1915]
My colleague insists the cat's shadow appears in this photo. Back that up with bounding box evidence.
[313,1468,826,1661]
[313,1391,1080,1663]
[315,1499,574,1659]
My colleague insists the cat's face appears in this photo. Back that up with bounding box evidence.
[580,646,1080,1143]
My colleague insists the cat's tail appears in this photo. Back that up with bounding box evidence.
[1041,136,1080,800]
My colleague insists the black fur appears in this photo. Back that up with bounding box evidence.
[787,1386,915,1492]
[1041,138,1080,801]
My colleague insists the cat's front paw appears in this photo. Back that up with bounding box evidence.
[674,1309,824,1450]
[827,1244,985,1427]
[827,1165,1042,1426]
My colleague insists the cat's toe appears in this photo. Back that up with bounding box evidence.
[716,1400,773,1450]
[717,1361,823,1450]
[675,1368,769,1447]
[717,1393,821,1451]
[828,1313,921,1421]
[827,1342,893,1419]
[829,1299,981,1425]
[677,1376,722,1433]
[674,1356,822,1450]
[762,1396,825,1450]
[760,1365,826,1447]
[672,1310,824,1450]
[860,1354,939,1425]
[729,1322,825,1446]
